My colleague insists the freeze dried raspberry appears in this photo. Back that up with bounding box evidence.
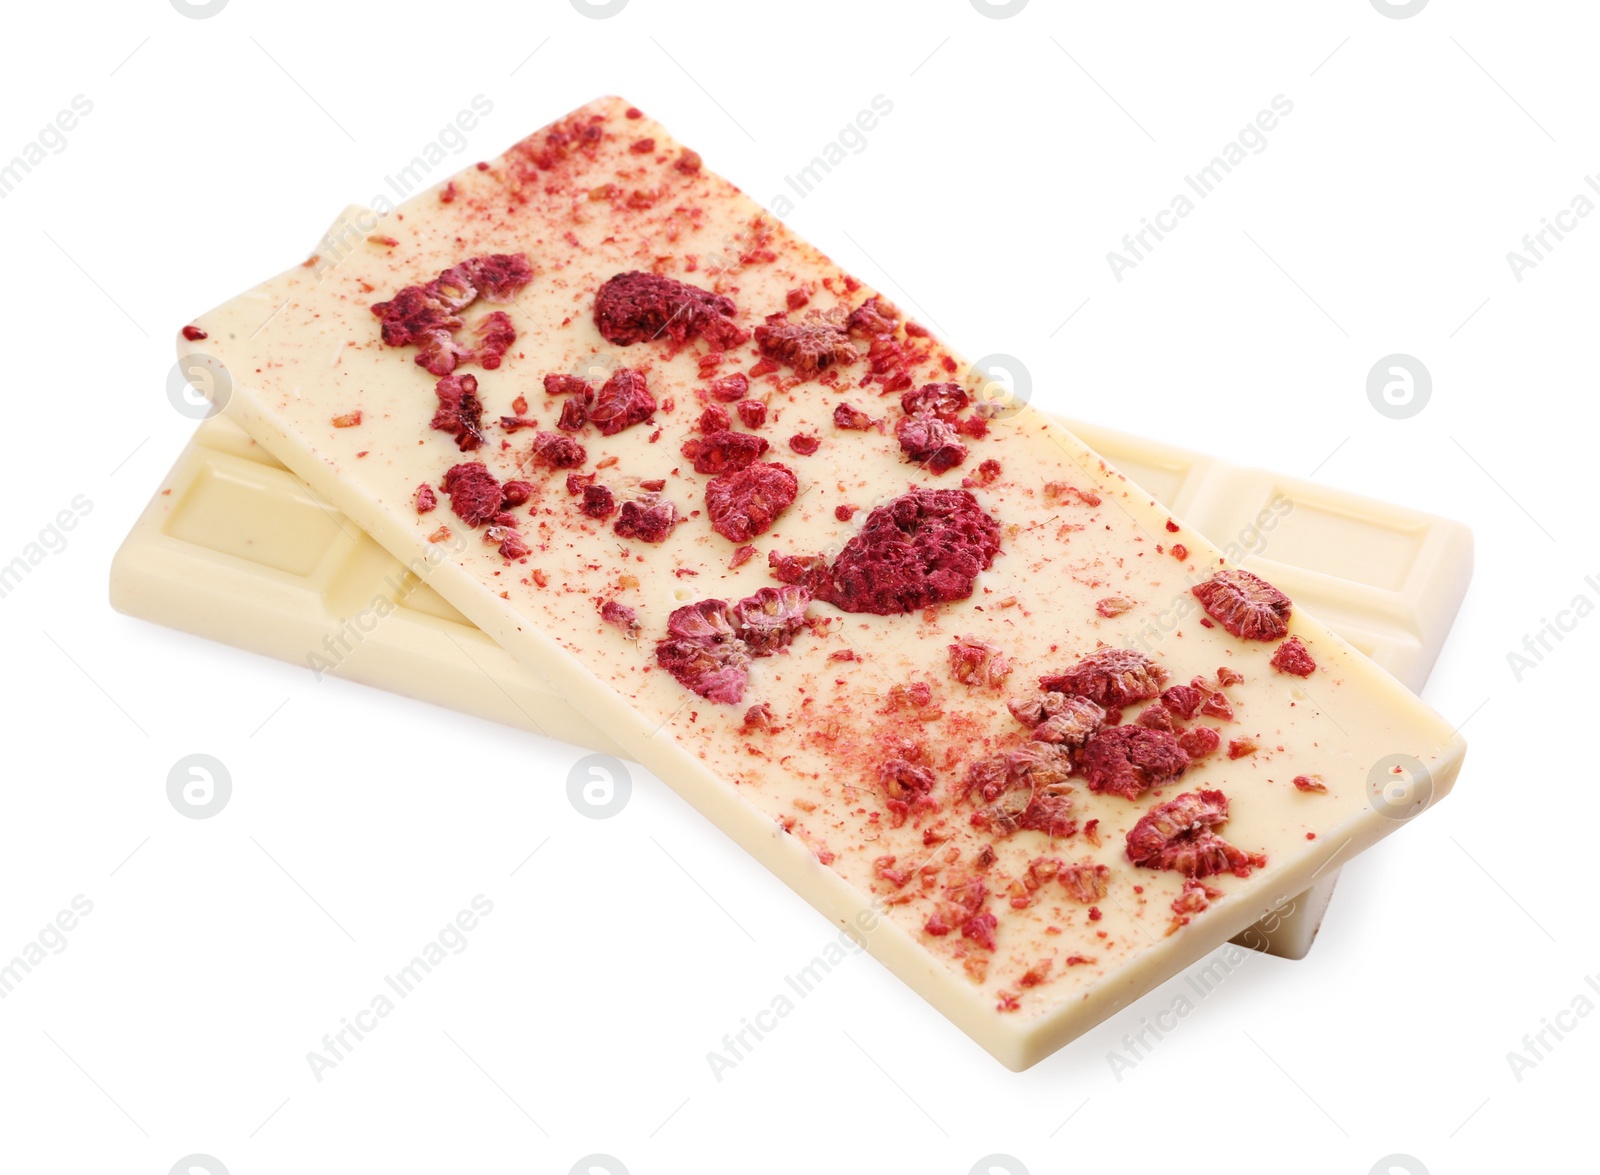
[731,585,811,655]
[895,411,967,474]
[788,433,819,455]
[548,398,583,431]
[1161,685,1204,719]
[961,912,998,951]
[1217,666,1244,687]
[415,484,437,513]
[1028,695,1107,748]
[431,373,486,451]
[1192,569,1292,641]
[834,504,858,522]
[742,702,773,731]
[1135,703,1175,732]
[926,876,989,940]
[589,368,657,436]
[500,416,539,433]
[1293,774,1327,793]
[901,382,969,417]
[654,599,750,703]
[629,137,655,154]
[528,431,587,469]
[1270,636,1316,677]
[471,310,516,370]
[372,254,532,376]
[948,636,1012,688]
[1080,725,1190,801]
[729,545,757,569]
[697,404,732,432]
[1006,691,1061,728]
[879,758,938,827]
[500,480,533,507]
[846,295,899,337]
[786,287,811,310]
[1126,789,1266,879]
[707,373,749,402]
[600,600,639,640]
[1227,737,1257,760]
[753,309,858,379]
[674,148,702,173]
[1059,861,1110,904]
[1016,793,1078,839]
[581,483,616,519]
[1177,726,1221,759]
[964,458,1002,489]
[464,254,535,301]
[182,325,208,341]
[706,461,799,542]
[681,430,769,475]
[497,530,530,559]
[1198,684,1235,722]
[1096,595,1134,618]
[544,373,592,398]
[614,493,678,543]
[442,463,503,527]
[957,416,989,440]
[768,551,830,594]
[813,488,1001,615]
[736,400,767,429]
[833,402,874,430]
[1041,647,1168,707]
[962,746,1075,837]
[593,270,747,349]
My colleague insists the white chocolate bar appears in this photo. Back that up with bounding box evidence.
[143,98,1468,1068]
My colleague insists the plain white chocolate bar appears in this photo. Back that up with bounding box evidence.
[145,98,1468,1068]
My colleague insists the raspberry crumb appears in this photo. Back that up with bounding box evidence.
[788,433,819,455]
[332,411,362,428]
[834,504,857,521]
[181,325,207,341]
[1227,737,1257,759]
[1126,789,1266,878]
[1270,636,1317,677]
[415,484,437,514]
[706,462,799,542]
[593,270,747,350]
[1192,569,1292,641]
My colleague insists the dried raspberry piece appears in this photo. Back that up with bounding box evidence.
[1177,727,1221,759]
[1161,685,1204,719]
[500,480,533,507]
[963,458,1002,489]
[464,254,535,301]
[900,382,969,417]
[833,402,874,430]
[372,254,532,375]
[681,430,770,475]
[1016,792,1078,839]
[753,309,858,379]
[544,373,592,398]
[956,416,989,439]
[589,368,657,436]
[729,545,757,569]
[182,325,208,341]
[812,488,1002,615]
[741,702,772,730]
[528,431,586,469]
[1059,861,1110,904]
[500,416,539,433]
[1135,703,1175,732]
[731,585,811,655]
[629,137,655,154]
[600,600,640,640]
[1217,666,1244,686]
[673,148,702,173]
[496,530,530,559]
[962,746,1075,837]
[431,373,486,451]
[580,483,616,519]
[614,493,678,543]
[1041,647,1168,707]
[895,411,968,474]
[706,461,799,542]
[1227,737,1257,759]
[1192,569,1292,641]
[654,599,750,703]
[1080,725,1190,801]
[878,758,938,827]
[768,551,830,593]
[1096,595,1135,618]
[553,397,586,431]
[846,295,899,337]
[331,411,362,428]
[787,433,819,456]
[1006,691,1060,728]
[961,912,998,951]
[697,404,732,432]
[1270,636,1316,677]
[441,463,503,527]
[1198,684,1235,722]
[834,504,858,522]
[735,399,767,429]
[593,270,747,349]
[415,484,437,514]
[1029,696,1107,747]
[471,310,516,369]
[948,636,1012,688]
[707,373,749,402]
[1293,773,1327,793]
[1126,789,1266,878]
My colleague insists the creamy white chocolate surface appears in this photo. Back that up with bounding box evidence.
[181,97,1466,1069]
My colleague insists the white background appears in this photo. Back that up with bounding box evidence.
[0,1,1591,1172]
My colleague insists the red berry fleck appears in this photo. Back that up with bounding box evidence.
[948,635,1012,688]
[707,373,749,402]
[1126,789,1266,878]
[581,484,616,519]
[1270,636,1317,677]
[736,399,767,429]
[1192,569,1293,641]
[600,599,639,639]
[528,431,586,469]
[1171,543,1189,561]
[557,397,588,431]
[697,404,732,432]
[181,325,207,341]
[729,544,757,569]
[629,137,655,154]
[673,148,702,173]
[372,254,533,376]
[431,373,486,451]
[1096,595,1135,618]
[1227,737,1257,759]
[731,584,812,655]
[1161,685,1204,718]
[706,461,799,542]
[895,412,967,474]
[655,600,750,704]
[1177,726,1222,759]
[1059,861,1110,904]
[1165,519,1180,533]
[788,433,820,456]
[415,484,437,514]
[544,373,592,398]
[593,270,747,349]
[834,504,857,521]
[846,295,900,337]
[1293,774,1328,793]
[1217,666,1244,686]
[500,480,533,507]
[900,382,969,417]
[833,402,874,430]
